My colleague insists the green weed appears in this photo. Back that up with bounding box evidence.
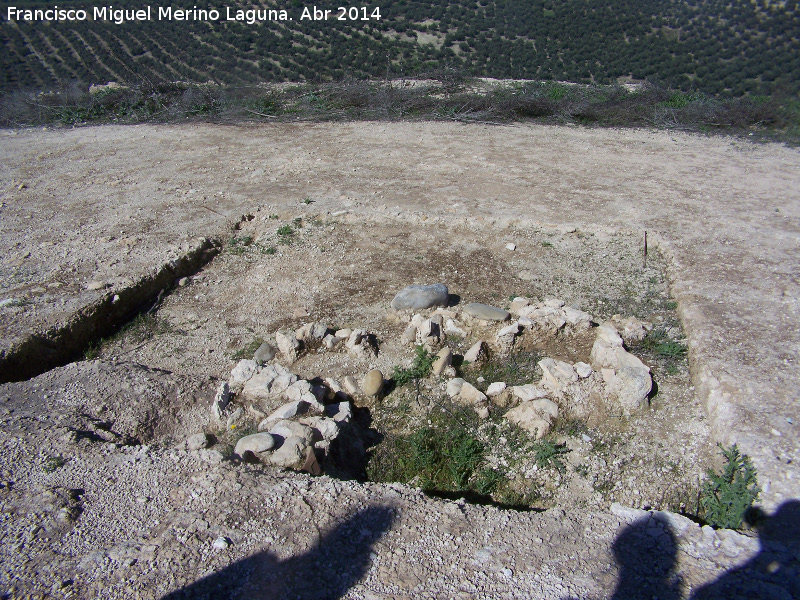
[231,338,264,360]
[701,444,760,529]
[42,455,66,473]
[392,345,434,387]
[532,440,570,474]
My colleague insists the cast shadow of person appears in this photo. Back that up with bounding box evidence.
[596,500,800,600]
[690,499,800,600]
[160,505,395,600]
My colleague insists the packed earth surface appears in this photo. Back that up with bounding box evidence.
[0,122,798,599]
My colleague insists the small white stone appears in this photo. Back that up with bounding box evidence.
[212,537,230,550]
[505,243,516,251]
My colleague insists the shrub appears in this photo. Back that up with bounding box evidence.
[392,345,434,387]
[701,444,760,529]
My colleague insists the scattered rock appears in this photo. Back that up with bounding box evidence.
[539,358,579,391]
[443,318,467,337]
[324,401,353,423]
[512,384,549,402]
[253,342,276,364]
[335,328,352,339]
[432,347,452,376]
[226,406,244,429]
[261,400,314,424]
[211,537,231,550]
[292,307,309,318]
[275,330,301,362]
[486,382,507,397]
[458,382,488,405]
[212,382,231,420]
[464,303,510,322]
[343,376,360,395]
[446,378,465,398]
[267,435,309,469]
[390,283,449,311]
[575,362,593,378]
[231,359,258,384]
[505,403,552,439]
[86,281,106,291]
[496,322,521,351]
[505,243,516,251]
[362,369,384,396]
[234,432,276,459]
[401,324,417,345]
[177,277,190,287]
[186,433,209,451]
[463,341,487,364]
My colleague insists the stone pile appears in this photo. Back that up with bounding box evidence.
[390,286,654,438]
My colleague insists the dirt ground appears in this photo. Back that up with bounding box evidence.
[0,122,798,598]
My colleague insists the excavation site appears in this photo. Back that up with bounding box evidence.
[0,122,797,599]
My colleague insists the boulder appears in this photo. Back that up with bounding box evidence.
[212,382,231,420]
[463,341,487,364]
[505,403,552,439]
[275,330,301,362]
[610,315,649,343]
[444,319,467,337]
[539,358,579,391]
[486,382,507,397]
[458,382,488,405]
[234,432,276,459]
[253,342,276,365]
[362,369,384,396]
[266,436,308,469]
[264,420,315,445]
[390,283,449,311]
[563,307,593,329]
[231,360,258,384]
[401,324,418,345]
[512,384,549,402]
[343,376,360,395]
[261,399,313,424]
[432,347,452,376]
[324,401,353,423]
[605,366,652,414]
[446,378,465,398]
[496,322,521,350]
[590,322,649,371]
[464,303,510,322]
[299,416,340,442]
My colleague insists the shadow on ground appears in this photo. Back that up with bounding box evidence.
[602,500,800,600]
[159,506,394,600]
[160,501,799,599]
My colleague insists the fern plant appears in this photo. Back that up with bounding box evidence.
[701,444,760,529]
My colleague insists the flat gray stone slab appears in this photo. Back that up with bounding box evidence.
[390,283,449,311]
[464,303,510,321]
